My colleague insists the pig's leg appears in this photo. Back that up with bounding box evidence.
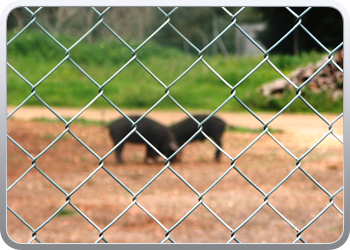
[145,146,159,164]
[213,136,222,162]
[144,146,151,164]
[115,143,125,164]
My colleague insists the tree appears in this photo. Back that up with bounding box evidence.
[256,7,343,54]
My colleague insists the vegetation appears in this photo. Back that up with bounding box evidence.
[57,207,75,217]
[8,7,342,56]
[7,32,342,113]
[256,7,343,55]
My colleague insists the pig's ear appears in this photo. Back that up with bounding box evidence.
[170,141,178,152]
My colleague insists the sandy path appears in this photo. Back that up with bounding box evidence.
[7,106,343,136]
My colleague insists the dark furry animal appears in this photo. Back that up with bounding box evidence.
[108,115,178,164]
[170,114,226,161]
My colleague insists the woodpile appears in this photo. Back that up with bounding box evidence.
[260,50,343,101]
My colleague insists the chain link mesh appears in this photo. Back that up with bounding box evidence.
[7,7,343,244]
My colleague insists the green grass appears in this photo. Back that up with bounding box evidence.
[31,117,109,126]
[57,207,75,217]
[7,32,341,113]
[226,125,283,134]
[31,117,284,135]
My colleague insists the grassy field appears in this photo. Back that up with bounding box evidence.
[7,32,342,113]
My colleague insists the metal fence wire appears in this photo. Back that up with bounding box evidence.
[7,7,343,244]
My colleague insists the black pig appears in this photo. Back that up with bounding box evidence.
[108,115,178,164]
[170,115,226,161]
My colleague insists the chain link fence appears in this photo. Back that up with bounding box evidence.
[7,7,343,244]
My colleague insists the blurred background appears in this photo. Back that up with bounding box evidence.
[7,7,343,113]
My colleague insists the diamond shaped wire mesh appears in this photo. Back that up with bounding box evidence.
[7,7,343,243]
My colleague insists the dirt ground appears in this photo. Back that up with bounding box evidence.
[6,107,343,244]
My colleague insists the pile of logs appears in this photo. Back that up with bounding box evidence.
[260,50,343,101]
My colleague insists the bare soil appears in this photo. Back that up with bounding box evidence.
[6,108,343,244]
